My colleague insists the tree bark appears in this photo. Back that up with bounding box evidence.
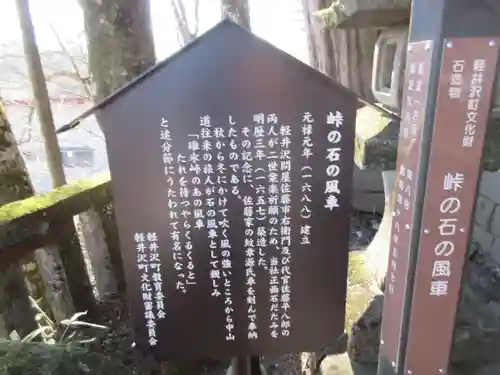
[0,103,38,338]
[78,0,157,105]
[16,0,66,187]
[221,0,251,29]
[302,0,320,71]
[78,0,157,297]
[76,208,118,299]
[16,0,100,320]
[302,0,379,101]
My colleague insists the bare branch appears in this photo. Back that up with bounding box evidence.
[170,0,187,45]
[45,82,91,101]
[48,22,93,98]
[83,127,105,141]
[177,0,189,24]
[170,0,198,46]
[176,28,184,47]
[193,0,200,36]
[45,70,84,81]
[16,104,34,145]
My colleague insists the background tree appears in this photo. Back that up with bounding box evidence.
[74,0,163,297]
[302,0,378,100]
[16,0,103,321]
[78,0,157,108]
[221,0,251,29]
[0,102,38,338]
[16,0,66,187]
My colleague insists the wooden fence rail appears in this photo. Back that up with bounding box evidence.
[1,174,110,268]
[0,172,227,375]
[0,173,127,335]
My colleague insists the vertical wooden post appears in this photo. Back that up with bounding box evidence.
[0,265,37,339]
[16,0,96,319]
[377,38,434,375]
[377,0,500,374]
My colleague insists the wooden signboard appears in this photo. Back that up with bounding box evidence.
[98,20,358,360]
[378,40,433,373]
[403,37,500,375]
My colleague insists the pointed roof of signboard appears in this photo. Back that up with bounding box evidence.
[56,18,397,134]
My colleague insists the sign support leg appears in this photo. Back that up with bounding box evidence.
[231,356,262,375]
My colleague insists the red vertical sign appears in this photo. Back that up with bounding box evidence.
[403,37,500,375]
[378,40,434,370]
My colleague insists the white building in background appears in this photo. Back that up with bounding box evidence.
[0,0,307,194]
[1,43,108,193]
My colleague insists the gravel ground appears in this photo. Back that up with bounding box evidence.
[90,210,381,375]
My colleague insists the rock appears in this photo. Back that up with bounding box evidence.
[349,212,381,251]
[300,332,349,375]
[352,165,385,214]
[447,364,478,375]
[361,171,396,288]
[319,353,377,375]
[450,325,500,367]
[354,106,399,171]
[347,294,383,364]
[353,107,500,172]
[473,363,500,375]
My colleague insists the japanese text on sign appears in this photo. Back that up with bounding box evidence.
[428,189,462,297]
[102,20,358,361]
[402,60,426,140]
[134,231,166,347]
[387,164,414,295]
[402,37,500,375]
[324,111,343,211]
[462,59,487,148]
[137,110,347,345]
[378,40,433,371]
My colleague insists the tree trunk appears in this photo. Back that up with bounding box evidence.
[16,0,66,187]
[302,0,320,71]
[0,103,38,338]
[221,0,251,29]
[76,208,118,299]
[78,0,157,104]
[78,0,156,296]
[302,0,379,100]
[16,0,99,320]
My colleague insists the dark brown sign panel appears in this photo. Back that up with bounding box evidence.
[378,40,433,371]
[98,20,357,361]
[403,37,500,375]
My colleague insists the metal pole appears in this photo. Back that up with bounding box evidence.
[377,0,453,374]
[377,9,442,375]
